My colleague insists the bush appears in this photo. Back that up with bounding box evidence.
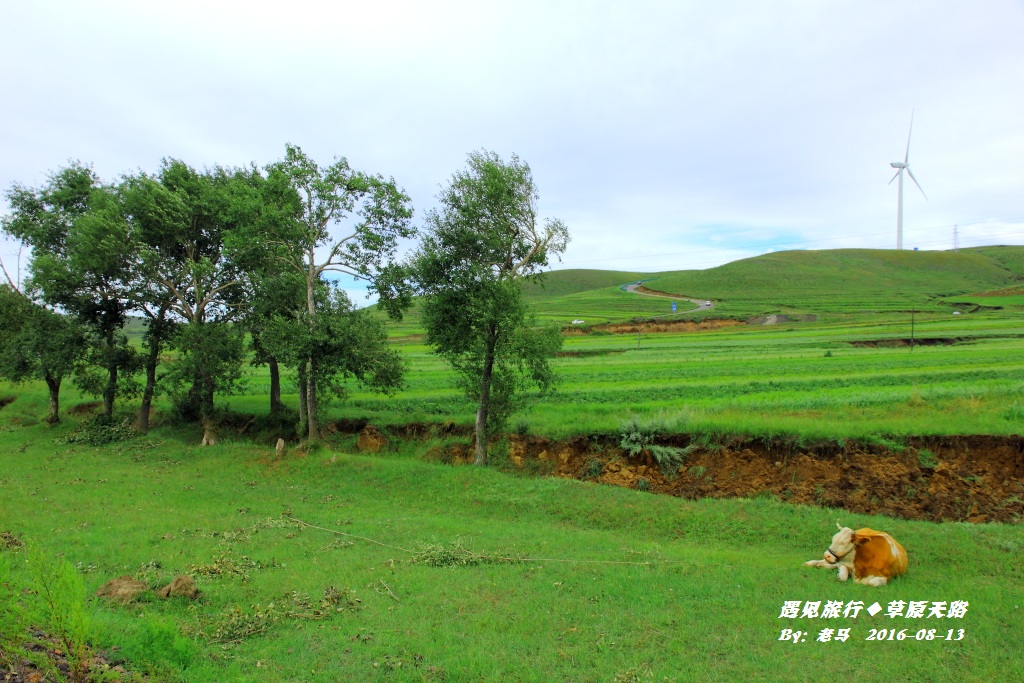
[917,448,938,469]
[55,414,136,446]
[619,415,688,476]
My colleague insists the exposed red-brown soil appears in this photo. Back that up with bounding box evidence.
[564,319,743,335]
[421,432,1024,523]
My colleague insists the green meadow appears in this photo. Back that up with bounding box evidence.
[3,246,1024,681]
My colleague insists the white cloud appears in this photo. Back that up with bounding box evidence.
[2,0,1022,279]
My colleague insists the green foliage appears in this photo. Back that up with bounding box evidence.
[618,415,689,475]
[1003,401,1024,422]
[579,458,604,479]
[187,551,282,581]
[204,587,360,645]
[0,286,87,423]
[635,477,650,492]
[413,150,569,462]
[119,616,196,672]
[264,287,405,404]
[27,547,94,682]
[410,540,517,567]
[165,321,246,423]
[0,554,28,672]
[917,448,938,469]
[56,414,137,446]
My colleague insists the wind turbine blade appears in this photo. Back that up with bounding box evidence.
[904,109,915,163]
[888,169,902,185]
[906,166,927,200]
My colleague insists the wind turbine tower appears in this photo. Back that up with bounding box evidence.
[889,110,927,250]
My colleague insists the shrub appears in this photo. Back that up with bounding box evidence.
[579,458,604,479]
[1003,401,1024,422]
[917,448,938,469]
[618,415,688,476]
[55,414,136,446]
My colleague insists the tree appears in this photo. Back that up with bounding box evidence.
[2,163,138,420]
[265,144,415,440]
[261,286,405,419]
[412,151,569,465]
[0,285,87,424]
[123,160,255,444]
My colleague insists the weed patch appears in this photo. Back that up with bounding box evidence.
[202,587,360,646]
[188,552,283,581]
[410,540,519,567]
[55,415,137,446]
[619,415,689,475]
[917,448,938,469]
[1,530,25,551]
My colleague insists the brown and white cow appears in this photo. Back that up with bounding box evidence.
[804,522,908,587]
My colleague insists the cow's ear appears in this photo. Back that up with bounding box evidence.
[853,535,871,546]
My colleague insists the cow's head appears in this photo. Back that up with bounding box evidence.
[823,522,868,563]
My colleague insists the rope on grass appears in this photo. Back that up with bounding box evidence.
[287,517,414,554]
[287,516,737,568]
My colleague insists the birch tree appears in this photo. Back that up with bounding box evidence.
[412,151,569,465]
[266,144,415,440]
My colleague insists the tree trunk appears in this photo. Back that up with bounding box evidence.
[268,357,283,414]
[305,251,319,441]
[306,355,319,441]
[199,382,217,446]
[474,326,498,465]
[103,328,117,419]
[297,362,308,433]
[136,315,164,433]
[44,373,61,425]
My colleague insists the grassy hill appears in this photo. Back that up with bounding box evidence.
[382,246,1024,333]
[641,247,1024,317]
[542,246,1024,319]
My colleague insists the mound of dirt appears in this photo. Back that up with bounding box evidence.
[589,319,743,334]
[430,433,1024,523]
[746,314,818,325]
[850,338,962,348]
[67,401,102,415]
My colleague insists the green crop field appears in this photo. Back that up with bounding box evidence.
[2,246,1024,682]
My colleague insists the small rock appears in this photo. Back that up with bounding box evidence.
[275,438,286,456]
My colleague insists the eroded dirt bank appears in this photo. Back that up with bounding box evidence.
[406,428,1024,523]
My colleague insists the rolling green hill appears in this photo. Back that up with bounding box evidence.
[379,246,1024,333]
[641,247,1024,317]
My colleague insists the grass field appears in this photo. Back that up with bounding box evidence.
[2,423,1022,682]
[2,246,1024,681]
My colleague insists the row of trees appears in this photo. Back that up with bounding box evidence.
[0,147,569,463]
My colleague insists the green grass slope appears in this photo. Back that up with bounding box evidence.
[643,248,1023,317]
[381,246,1024,333]
[1,423,1021,682]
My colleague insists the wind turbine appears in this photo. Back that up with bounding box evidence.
[889,110,927,250]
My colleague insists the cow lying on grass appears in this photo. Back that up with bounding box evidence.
[804,522,908,587]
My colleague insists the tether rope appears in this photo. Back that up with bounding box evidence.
[287,516,736,568]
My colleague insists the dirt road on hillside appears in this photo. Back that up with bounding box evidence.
[621,281,713,312]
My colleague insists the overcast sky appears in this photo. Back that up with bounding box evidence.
[2,1,1022,303]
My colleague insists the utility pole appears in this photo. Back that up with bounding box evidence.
[910,308,915,352]
[953,225,959,253]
